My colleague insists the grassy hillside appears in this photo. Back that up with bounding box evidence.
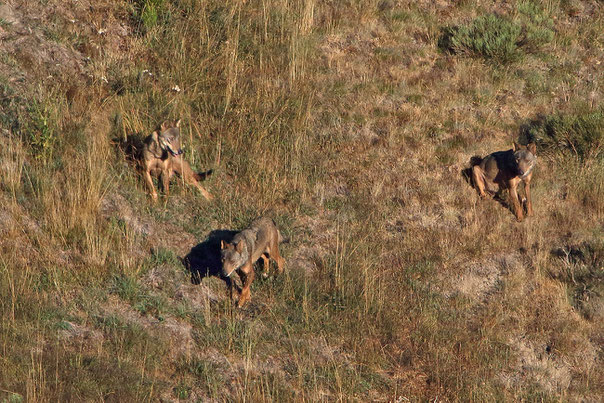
[0,0,602,400]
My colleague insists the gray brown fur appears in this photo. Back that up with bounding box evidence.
[471,142,537,222]
[220,217,285,307]
[142,120,213,201]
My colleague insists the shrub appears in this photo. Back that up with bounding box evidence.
[439,14,523,63]
[522,110,604,160]
[439,2,554,63]
[516,1,555,52]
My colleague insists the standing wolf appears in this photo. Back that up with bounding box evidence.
[220,217,286,307]
[471,142,537,222]
[142,120,213,201]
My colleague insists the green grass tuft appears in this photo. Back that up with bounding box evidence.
[133,0,167,30]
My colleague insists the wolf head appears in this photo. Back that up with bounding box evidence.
[220,240,248,277]
[512,142,537,178]
[158,119,183,157]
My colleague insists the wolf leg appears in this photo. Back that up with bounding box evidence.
[225,276,239,301]
[143,169,158,201]
[509,181,524,222]
[271,237,285,274]
[471,165,487,198]
[237,263,255,308]
[173,158,213,201]
[260,254,270,278]
[523,179,533,217]
[161,169,170,197]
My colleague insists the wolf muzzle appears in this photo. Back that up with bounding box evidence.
[168,147,184,157]
[518,164,535,179]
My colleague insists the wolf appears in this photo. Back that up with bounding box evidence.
[220,217,286,307]
[142,120,213,201]
[471,142,537,222]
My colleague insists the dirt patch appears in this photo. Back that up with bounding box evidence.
[445,253,522,303]
[499,312,600,398]
[0,1,85,88]
[101,193,154,236]
[288,214,336,274]
[58,321,104,350]
[306,335,352,368]
[174,283,220,306]
[141,261,222,308]
[501,336,572,394]
[101,192,199,261]
[0,0,137,96]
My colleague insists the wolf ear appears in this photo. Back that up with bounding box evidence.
[236,242,244,253]
[512,141,521,151]
[175,119,181,128]
[527,142,537,155]
[160,121,170,131]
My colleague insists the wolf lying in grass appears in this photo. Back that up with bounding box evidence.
[142,120,213,201]
[471,142,537,222]
[220,217,285,307]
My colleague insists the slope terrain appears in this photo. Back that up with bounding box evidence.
[0,0,602,400]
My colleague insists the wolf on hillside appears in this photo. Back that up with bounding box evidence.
[142,120,213,201]
[220,217,286,307]
[470,142,537,222]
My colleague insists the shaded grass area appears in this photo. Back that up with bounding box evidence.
[522,109,604,160]
[0,0,602,401]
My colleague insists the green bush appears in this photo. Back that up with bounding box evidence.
[522,110,604,160]
[517,1,555,52]
[439,2,553,63]
[440,14,523,63]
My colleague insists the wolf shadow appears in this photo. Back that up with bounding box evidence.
[182,229,240,290]
[113,132,145,165]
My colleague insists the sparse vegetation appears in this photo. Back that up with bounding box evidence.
[0,0,602,401]
[550,241,604,320]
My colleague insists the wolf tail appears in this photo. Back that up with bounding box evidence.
[278,230,290,244]
[469,156,483,167]
[194,169,214,182]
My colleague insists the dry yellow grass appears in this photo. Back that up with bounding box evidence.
[0,0,602,401]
